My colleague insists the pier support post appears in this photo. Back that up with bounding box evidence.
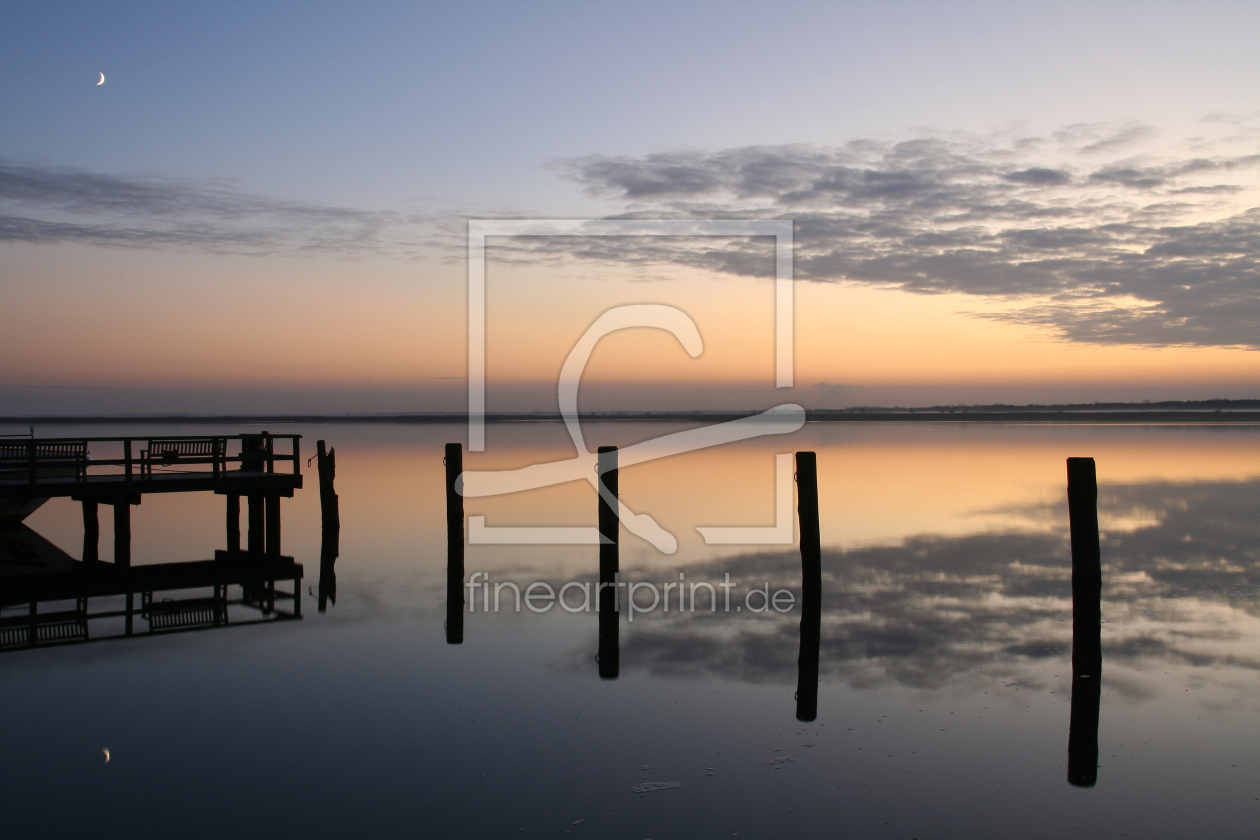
[445,443,464,643]
[265,494,281,557]
[247,494,264,555]
[112,499,131,568]
[1067,457,1102,788]
[82,500,99,563]
[226,494,240,553]
[795,452,822,722]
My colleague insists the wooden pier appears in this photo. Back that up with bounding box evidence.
[0,432,304,650]
[1,432,302,564]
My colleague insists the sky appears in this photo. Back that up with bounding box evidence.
[1,0,1258,414]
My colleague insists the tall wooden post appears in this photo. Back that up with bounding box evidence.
[445,443,464,644]
[795,452,822,721]
[1067,457,1102,788]
[317,440,340,528]
[317,441,340,613]
[265,494,281,557]
[226,494,241,553]
[113,500,131,568]
[597,446,618,581]
[81,500,99,563]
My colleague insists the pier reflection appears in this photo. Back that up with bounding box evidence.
[0,524,301,651]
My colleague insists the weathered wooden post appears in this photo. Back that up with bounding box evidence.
[795,451,822,721]
[445,443,464,643]
[82,500,99,563]
[598,446,618,580]
[317,440,340,528]
[597,446,619,679]
[113,499,131,568]
[1067,457,1102,787]
[317,440,339,612]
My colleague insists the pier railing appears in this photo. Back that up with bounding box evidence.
[0,433,300,486]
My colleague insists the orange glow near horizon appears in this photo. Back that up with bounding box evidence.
[2,243,1257,405]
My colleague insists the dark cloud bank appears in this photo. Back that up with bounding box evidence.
[0,158,410,256]
[3,122,1258,348]
[554,125,1260,349]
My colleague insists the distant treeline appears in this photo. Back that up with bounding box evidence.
[2,398,1259,427]
[817,398,1260,414]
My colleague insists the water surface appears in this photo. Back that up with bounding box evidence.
[3,421,1259,838]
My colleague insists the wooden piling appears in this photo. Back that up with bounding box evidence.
[596,446,619,678]
[795,452,822,721]
[81,500,99,563]
[598,446,618,581]
[316,441,340,613]
[1067,457,1102,787]
[445,443,464,644]
[317,440,339,528]
[112,500,131,568]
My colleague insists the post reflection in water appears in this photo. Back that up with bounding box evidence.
[1067,457,1103,788]
[597,446,619,680]
[794,451,822,722]
[445,443,464,644]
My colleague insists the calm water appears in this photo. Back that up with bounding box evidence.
[3,421,1260,839]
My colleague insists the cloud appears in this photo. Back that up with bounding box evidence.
[551,123,1260,348]
[0,158,411,256]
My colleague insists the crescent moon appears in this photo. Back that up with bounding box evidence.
[97,72,105,86]
[103,748,110,763]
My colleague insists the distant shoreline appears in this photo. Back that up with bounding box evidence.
[4,409,1260,425]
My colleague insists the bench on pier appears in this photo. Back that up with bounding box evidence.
[0,440,88,481]
[139,438,224,476]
